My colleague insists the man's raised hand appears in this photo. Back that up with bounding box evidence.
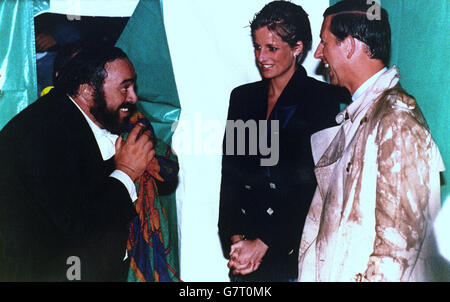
[114,123,156,182]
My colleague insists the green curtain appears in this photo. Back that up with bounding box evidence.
[330,0,450,203]
[0,0,49,130]
[115,0,181,281]
[115,0,181,146]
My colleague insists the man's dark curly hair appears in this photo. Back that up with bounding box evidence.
[54,44,129,97]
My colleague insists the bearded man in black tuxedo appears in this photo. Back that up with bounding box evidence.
[0,46,155,281]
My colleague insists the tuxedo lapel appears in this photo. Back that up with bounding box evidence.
[313,124,346,202]
[52,90,104,165]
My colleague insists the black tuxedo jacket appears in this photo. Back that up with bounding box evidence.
[218,67,350,281]
[0,89,137,281]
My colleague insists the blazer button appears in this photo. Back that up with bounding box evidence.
[266,207,274,216]
[269,182,276,189]
[360,117,368,125]
[244,184,252,190]
[241,208,246,215]
[346,162,352,172]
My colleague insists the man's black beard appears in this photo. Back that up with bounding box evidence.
[90,90,137,135]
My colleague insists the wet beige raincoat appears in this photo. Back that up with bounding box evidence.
[298,67,445,282]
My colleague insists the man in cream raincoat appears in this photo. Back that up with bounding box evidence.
[298,0,445,282]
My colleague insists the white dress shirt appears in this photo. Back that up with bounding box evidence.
[335,67,388,125]
[68,95,137,202]
[352,67,388,101]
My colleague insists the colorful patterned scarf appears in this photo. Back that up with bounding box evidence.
[124,112,180,282]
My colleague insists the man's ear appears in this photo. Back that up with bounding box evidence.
[78,83,95,104]
[344,35,356,60]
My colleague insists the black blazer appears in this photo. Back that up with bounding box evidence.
[0,89,137,281]
[218,67,350,281]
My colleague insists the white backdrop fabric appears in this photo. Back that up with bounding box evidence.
[48,0,140,17]
[163,0,330,281]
